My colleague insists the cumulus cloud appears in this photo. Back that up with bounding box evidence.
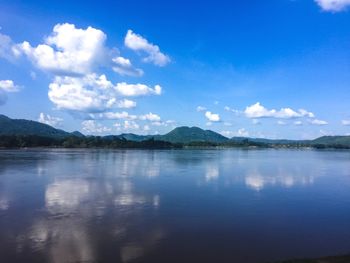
[15,23,107,76]
[341,120,350,126]
[89,111,137,120]
[115,82,161,96]
[112,56,144,77]
[244,102,314,119]
[0,80,19,106]
[1,23,168,118]
[205,111,220,122]
[116,120,140,131]
[0,80,19,92]
[88,111,163,124]
[309,119,328,125]
[315,0,350,12]
[277,120,287,125]
[38,113,63,127]
[124,30,170,66]
[139,112,161,122]
[48,74,161,112]
[294,121,303,126]
[48,74,114,112]
[116,99,136,109]
[82,120,111,134]
[151,120,176,128]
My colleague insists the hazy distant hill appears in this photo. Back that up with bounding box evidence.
[0,114,71,138]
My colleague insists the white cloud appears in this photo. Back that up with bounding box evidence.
[48,74,114,112]
[277,120,287,125]
[90,111,137,120]
[124,30,170,66]
[205,111,220,122]
[244,102,315,119]
[315,0,350,12]
[139,112,161,122]
[196,106,206,112]
[112,56,144,77]
[81,120,111,134]
[16,23,107,76]
[309,119,328,126]
[0,80,19,106]
[0,80,19,92]
[116,99,136,109]
[89,111,162,123]
[341,120,350,126]
[221,128,249,138]
[2,24,167,118]
[114,120,143,132]
[151,120,176,127]
[38,113,63,127]
[299,109,315,118]
[123,120,140,130]
[115,82,161,96]
[48,74,161,112]
[294,121,303,126]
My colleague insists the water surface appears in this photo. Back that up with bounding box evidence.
[0,149,350,263]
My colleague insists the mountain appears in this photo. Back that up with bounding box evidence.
[158,126,229,143]
[312,136,350,147]
[105,127,229,144]
[0,114,70,138]
[71,131,85,137]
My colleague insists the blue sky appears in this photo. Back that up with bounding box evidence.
[0,0,350,139]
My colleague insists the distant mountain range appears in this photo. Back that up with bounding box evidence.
[1,114,350,147]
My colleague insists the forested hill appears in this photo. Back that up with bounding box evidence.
[0,114,350,148]
[0,114,70,138]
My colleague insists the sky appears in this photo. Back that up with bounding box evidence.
[0,0,350,139]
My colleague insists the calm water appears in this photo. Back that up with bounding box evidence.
[0,149,350,263]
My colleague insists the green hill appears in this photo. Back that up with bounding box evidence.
[0,114,70,138]
[312,136,350,147]
[1,114,350,148]
[159,126,229,143]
